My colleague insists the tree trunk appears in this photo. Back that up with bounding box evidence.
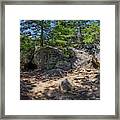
[41,20,44,47]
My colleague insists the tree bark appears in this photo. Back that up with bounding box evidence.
[41,20,44,47]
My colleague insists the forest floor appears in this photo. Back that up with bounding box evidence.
[20,48,100,100]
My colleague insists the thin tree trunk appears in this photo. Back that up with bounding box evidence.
[41,20,44,47]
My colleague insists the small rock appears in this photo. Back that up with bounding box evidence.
[74,76,85,80]
[91,78,97,82]
[36,92,42,96]
[59,79,73,93]
[86,69,91,72]
[49,87,55,90]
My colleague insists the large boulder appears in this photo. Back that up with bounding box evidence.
[33,46,64,70]
[33,46,76,71]
[55,60,72,71]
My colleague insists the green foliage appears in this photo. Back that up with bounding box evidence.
[82,22,100,44]
[20,35,35,53]
[48,39,67,48]
[20,35,36,64]
[20,20,100,47]
[50,20,76,47]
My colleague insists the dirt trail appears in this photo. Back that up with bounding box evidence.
[20,66,100,100]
